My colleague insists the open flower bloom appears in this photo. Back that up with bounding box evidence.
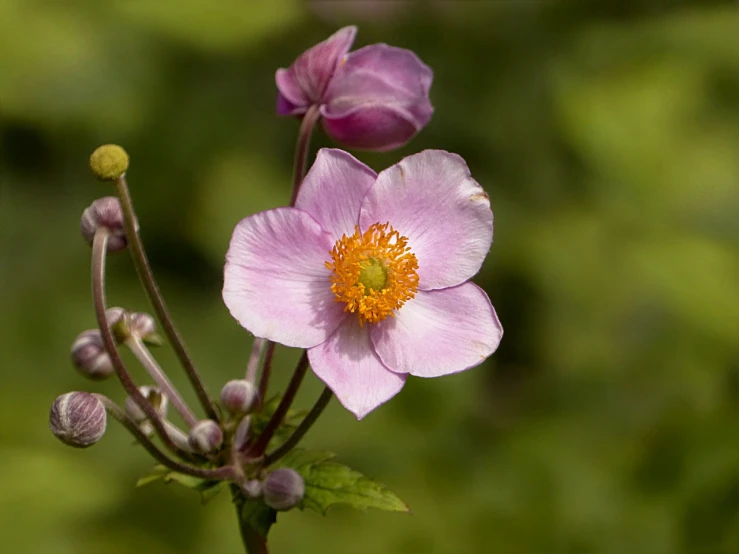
[276,26,433,151]
[223,149,502,418]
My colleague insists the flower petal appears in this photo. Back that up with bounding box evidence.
[371,282,502,378]
[321,104,422,151]
[294,148,377,241]
[359,150,493,290]
[275,69,310,115]
[223,207,346,348]
[290,26,357,104]
[309,317,406,419]
[321,43,433,150]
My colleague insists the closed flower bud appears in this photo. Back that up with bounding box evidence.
[263,468,304,511]
[89,144,129,181]
[125,386,168,423]
[220,379,257,415]
[242,479,262,498]
[80,197,129,253]
[188,420,223,454]
[49,392,107,448]
[70,329,114,380]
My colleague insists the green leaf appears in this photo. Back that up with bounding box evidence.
[274,449,409,515]
[135,465,226,504]
[240,497,277,538]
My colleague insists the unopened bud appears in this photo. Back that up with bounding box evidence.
[125,386,168,423]
[263,468,304,511]
[70,330,114,380]
[242,479,262,498]
[188,419,223,454]
[89,144,129,181]
[220,379,257,415]
[106,307,125,328]
[49,392,107,448]
[80,197,129,252]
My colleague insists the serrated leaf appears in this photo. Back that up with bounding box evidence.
[300,461,409,514]
[273,449,409,515]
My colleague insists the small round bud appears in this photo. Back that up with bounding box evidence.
[128,312,157,340]
[49,392,107,448]
[263,468,305,511]
[220,379,257,415]
[70,329,114,380]
[242,479,262,498]
[188,419,223,455]
[106,307,125,328]
[125,386,168,423]
[80,197,128,252]
[89,144,129,181]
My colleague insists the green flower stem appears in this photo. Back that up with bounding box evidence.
[249,351,310,457]
[91,228,195,461]
[95,393,234,481]
[231,484,269,554]
[263,386,333,466]
[254,104,320,406]
[115,175,218,422]
[125,336,199,428]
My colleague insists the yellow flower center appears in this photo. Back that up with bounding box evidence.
[326,223,419,325]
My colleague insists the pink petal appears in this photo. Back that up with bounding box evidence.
[322,44,433,151]
[275,69,310,114]
[292,26,357,104]
[320,104,421,151]
[371,282,502,378]
[223,207,346,348]
[309,317,406,419]
[359,150,493,290]
[294,148,376,240]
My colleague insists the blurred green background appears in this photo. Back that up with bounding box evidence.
[1,1,738,553]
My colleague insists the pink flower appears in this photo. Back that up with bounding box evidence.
[276,26,434,152]
[223,150,502,418]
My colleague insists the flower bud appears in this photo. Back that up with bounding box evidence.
[70,330,114,380]
[242,479,262,498]
[106,306,126,328]
[220,379,257,415]
[80,197,128,252]
[188,420,223,454]
[263,468,305,511]
[89,144,129,181]
[49,392,107,448]
[125,386,168,423]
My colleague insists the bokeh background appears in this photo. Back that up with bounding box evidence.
[1,1,738,553]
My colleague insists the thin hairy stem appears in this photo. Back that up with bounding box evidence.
[126,336,199,428]
[245,337,267,384]
[115,175,218,421]
[256,341,276,408]
[91,229,194,461]
[249,352,310,457]
[263,387,332,466]
[96,394,233,480]
[231,484,269,554]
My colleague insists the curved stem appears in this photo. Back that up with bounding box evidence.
[249,352,309,457]
[125,336,199,428]
[115,176,218,422]
[288,103,321,206]
[96,394,233,480]
[245,337,267,384]
[91,229,194,461]
[264,387,332,466]
[256,341,276,408]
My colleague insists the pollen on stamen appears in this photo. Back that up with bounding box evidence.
[326,223,419,326]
